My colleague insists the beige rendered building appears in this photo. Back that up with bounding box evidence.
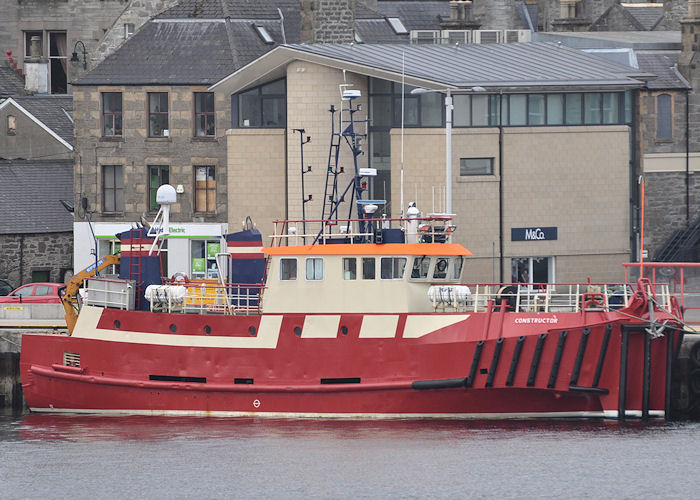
[213,43,650,284]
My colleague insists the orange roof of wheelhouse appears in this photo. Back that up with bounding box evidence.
[262,243,472,256]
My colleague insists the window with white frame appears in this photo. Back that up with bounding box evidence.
[306,258,323,281]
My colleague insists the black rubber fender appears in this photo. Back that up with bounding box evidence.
[689,368,700,396]
[690,342,700,369]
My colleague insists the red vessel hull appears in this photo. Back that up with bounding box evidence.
[20,307,678,419]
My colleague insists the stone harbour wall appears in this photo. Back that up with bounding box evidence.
[0,232,73,287]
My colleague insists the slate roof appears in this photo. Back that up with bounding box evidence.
[0,159,74,234]
[376,1,449,31]
[622,5,664,31]
[356,19,409,43]
[0,66,25,97]
[636,51,690,89]
[11,96,74,145]
[280,42,651,89]
[75,21,238,85]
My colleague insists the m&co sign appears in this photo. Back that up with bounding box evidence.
[511,227,557,241]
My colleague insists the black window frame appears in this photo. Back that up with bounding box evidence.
[236,78,286,128]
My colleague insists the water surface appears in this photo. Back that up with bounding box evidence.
[2,411,698,499]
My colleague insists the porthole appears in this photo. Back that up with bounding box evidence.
[170,324,177,333]
[204,325,211,335]
[341,326,348,335]
[249,326,257,336]
[114,320,121,329]
[294,326,302,337]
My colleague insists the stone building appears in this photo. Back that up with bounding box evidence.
[69,0,406,275]
[213,42,651,283]
[0,0,179,94]
[0,96,74,286]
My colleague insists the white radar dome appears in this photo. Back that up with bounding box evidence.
[156,184,177,205]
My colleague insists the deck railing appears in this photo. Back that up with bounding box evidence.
[430,282,673,315]
[269,215,456,246]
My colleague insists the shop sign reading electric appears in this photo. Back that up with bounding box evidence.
[511,227,557,241]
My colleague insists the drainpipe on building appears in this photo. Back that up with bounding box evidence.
[686,88,690,226]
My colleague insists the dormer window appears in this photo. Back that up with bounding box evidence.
[254,25,274,45]
[386,18,408,35]
[7,115,16,135]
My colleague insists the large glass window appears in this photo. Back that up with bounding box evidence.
[509,95,527,125]
[102,165,124,212]
[528,94,545,125]
[194,92,215,136]
[148,165,169,211]
[238,79,286,128]
[546,94,564,125]
[584,93,602,124]
[565,94,582,125]
[432,257,449,279]
[102,93,123,136]
[148,92,169,137]
[602,93,619,124]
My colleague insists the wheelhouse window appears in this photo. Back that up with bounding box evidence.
[432,257,449,279]
[306,258,323,281]
[656,94,672,140]
[194,166,216,214]
[453,256,464,280]
[380,257,406,280]
[102,165,124,212]
[238,79,286,128]
[148,165,169,211]
[148,92,169,137]
[343,258,356,280]
[102,93,123,136]
[194,92,215,136]
[411,256,430,279]
[280,258,297,281]
[362,258,375,280]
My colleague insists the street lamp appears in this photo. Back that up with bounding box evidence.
[70,40,87,70]
[410,86,485,214]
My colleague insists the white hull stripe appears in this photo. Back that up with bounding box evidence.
[74,306,282,348]
[360,315,399,338]
[301,315,341,338]
[227,246,263,254]
[27,408,666,420]
[403,314,470,339]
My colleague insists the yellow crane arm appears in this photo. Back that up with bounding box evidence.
[62,254,121,334]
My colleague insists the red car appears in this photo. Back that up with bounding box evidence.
[0,282,65,304]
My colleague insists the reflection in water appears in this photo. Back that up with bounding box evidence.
[1,412,698,500]
[12,412,667,443]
